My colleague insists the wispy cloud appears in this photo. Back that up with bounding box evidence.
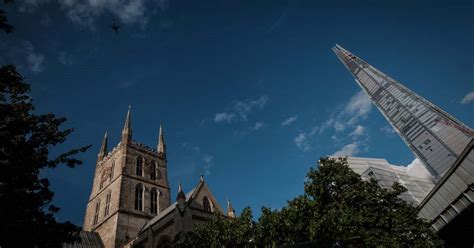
[213,95,269,124]
[21,0,168,29]
[19,0,50,13]
[253,121,264,131]
[320,90,372,133]
[58,51,74,65]
[349,125,365,138]
[281,116,297,127]
[332,142,361,157]
[461,91,474,104]
[294,132,310,151]
[233,95,268,120]
[380,125,396,136]
[214,112,236,123]
[181,142,215,176]
[202,154,214,176]
[24,42,45,72]
[293,90,372,152]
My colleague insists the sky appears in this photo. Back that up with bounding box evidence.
[1,0,473,225]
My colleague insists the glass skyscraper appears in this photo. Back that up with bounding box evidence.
[333,44,473,181]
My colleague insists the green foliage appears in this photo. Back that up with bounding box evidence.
[0,65,91,247]
[178,207,255,248]
[178,157,441,247]
[1,0,14,33]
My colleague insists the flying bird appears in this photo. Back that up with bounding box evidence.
[111,19,120,34]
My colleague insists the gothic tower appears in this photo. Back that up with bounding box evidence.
[83,107,171,248]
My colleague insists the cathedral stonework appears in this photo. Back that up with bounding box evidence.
[81,107,234,248]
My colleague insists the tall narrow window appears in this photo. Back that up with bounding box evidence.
[203,196,211,213]
[150,161,156,180]
[150,189,158,214]
[110,160,115,181]
[136,157,143,176]
[134,184,143,211]
[104,192,111,217]
[93,200,100,225]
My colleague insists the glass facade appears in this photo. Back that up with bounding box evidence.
[333,44,473,180]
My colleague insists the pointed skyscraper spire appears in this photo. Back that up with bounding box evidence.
[157,124,166,158]
[121,105,132,145]
[97,131,108,163]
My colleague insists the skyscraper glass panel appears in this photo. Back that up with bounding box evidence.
[333,44,473,180]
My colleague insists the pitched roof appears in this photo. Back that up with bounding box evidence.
[138,178,224,233]
[138,185,199,233]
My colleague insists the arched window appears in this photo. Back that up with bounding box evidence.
[136,157,143,176]
[104,192,111,217]
[203,196,212,213]
[134,184,143,211]
[150,188,158,214]
[150,161,157,180]
[93,200,100,225]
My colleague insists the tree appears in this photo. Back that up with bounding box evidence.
[178,207,255,248]
[1,0,14,33]
[304,157,440,247]
[0,65,90,247]
[178,157,441,247]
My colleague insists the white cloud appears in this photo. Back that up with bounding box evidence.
[332,142,360,157]
[253,121,264,130]
[213,95,268,125]
[345,90,372,120]
[308,126,319,136]
[461,91,474,104]
[349,125,365,137]
[233,95,268,120]
[214,112,235,123]
[19,0,50,13]
[294,133,310,151]
[380,125,396,135]
[281,116,297,127]
[24,42,45,72]
[58,51,74,65]
[45,0,167,28]
[406,158,434,181]
[202,154,214,176]
[319,90,373,135]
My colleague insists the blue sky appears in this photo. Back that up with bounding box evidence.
[1,0,473,225]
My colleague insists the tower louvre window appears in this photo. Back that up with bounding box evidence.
[93,200,100,225]
[136,157,143,176]
[150,189,158,214]
[150,161,157,180]
[134,184,143,211]
[104,192,111,217]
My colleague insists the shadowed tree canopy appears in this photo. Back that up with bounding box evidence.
[0,65,91,247]
[1,0,14,33]
[178,157,441,247]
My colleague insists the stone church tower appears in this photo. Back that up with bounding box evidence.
[83,107,171,248]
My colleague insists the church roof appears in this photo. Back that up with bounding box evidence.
[138,178,224,233]
[139,186,199,233]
